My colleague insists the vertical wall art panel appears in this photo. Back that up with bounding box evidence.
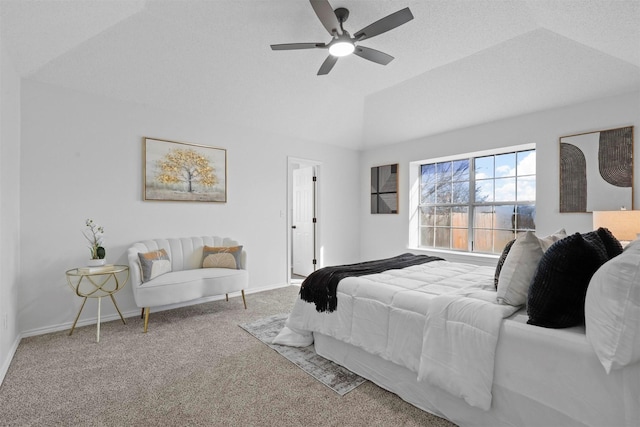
[371,163,398,214]
[559,126,633,212]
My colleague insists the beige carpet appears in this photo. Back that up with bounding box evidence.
[0,286,456,426]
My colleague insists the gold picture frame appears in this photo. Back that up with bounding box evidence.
[143,137,227,202]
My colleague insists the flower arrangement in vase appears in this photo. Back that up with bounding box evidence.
[84,219,106,266]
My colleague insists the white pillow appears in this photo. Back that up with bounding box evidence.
[496,229,567,306]
[585,239,640,373]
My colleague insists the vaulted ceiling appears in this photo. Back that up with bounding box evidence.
[2,0,639,150]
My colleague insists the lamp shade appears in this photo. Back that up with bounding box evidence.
[593,210,640,241]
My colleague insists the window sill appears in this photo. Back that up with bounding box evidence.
[408,247,499,267]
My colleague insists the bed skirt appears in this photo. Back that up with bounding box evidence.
[314,315,640,427]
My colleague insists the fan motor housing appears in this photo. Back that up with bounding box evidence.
[334,7,349,23]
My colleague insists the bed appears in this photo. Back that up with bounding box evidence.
[274,233,640,427]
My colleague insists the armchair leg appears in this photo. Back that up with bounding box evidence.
[225,293,229,302]
[241,290,247,309]
[140,308,144,319]
[143,307,150,333]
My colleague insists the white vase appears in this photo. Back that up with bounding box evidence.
[87,259,106,267]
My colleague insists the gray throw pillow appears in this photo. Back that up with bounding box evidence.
[138,249,172,282]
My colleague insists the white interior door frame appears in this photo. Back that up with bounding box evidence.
[292,166,315,277]
[287,157,321,284]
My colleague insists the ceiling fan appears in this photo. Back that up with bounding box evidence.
[270,0,414,75]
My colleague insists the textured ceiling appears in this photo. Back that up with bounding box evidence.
[1,0,639,150]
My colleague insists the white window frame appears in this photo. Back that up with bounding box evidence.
[409,143,536,255]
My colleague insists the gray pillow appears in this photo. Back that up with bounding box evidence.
[496,229,567,306]
[138,249,172,282]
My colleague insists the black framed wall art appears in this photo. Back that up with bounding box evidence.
[559,126,633,212]
[371,163,398,214]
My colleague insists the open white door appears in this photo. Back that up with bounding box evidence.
[292,165,316,277]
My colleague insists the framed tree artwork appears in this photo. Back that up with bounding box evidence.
[143,137,227,202]
[371,163,398,214]
[559,126,633,212]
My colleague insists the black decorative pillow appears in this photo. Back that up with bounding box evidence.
[527,232,608,328]
[494,239,515,289]
[595,227,623,259]
[581,229,610,260]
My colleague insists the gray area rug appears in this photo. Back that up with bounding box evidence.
[240,313,366,395]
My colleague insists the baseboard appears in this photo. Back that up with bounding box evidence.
[0,333,22,386]
[19,283,293,338]
[19,309,143,338]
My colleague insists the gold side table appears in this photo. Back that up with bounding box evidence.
[65,265,129,342]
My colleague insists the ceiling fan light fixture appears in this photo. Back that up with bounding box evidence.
[270,1,414,74]
[329,40,354,57]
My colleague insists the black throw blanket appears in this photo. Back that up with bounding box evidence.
[300,253,444,313]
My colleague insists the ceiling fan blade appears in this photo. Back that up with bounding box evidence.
[310,0,342,35]
[354,7,414,41]
[271,43,326,51]
[354,46,394,65]
[317,55,338,75]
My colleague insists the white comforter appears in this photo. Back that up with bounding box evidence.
[418,289,518,409]
[274,260,518,410]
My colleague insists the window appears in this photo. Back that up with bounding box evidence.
[418,148,536,254]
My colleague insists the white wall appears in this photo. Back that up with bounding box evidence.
[359,91,640,264]
[19,80,360,335]
[0,39,22,381]
[12,77,640,346]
